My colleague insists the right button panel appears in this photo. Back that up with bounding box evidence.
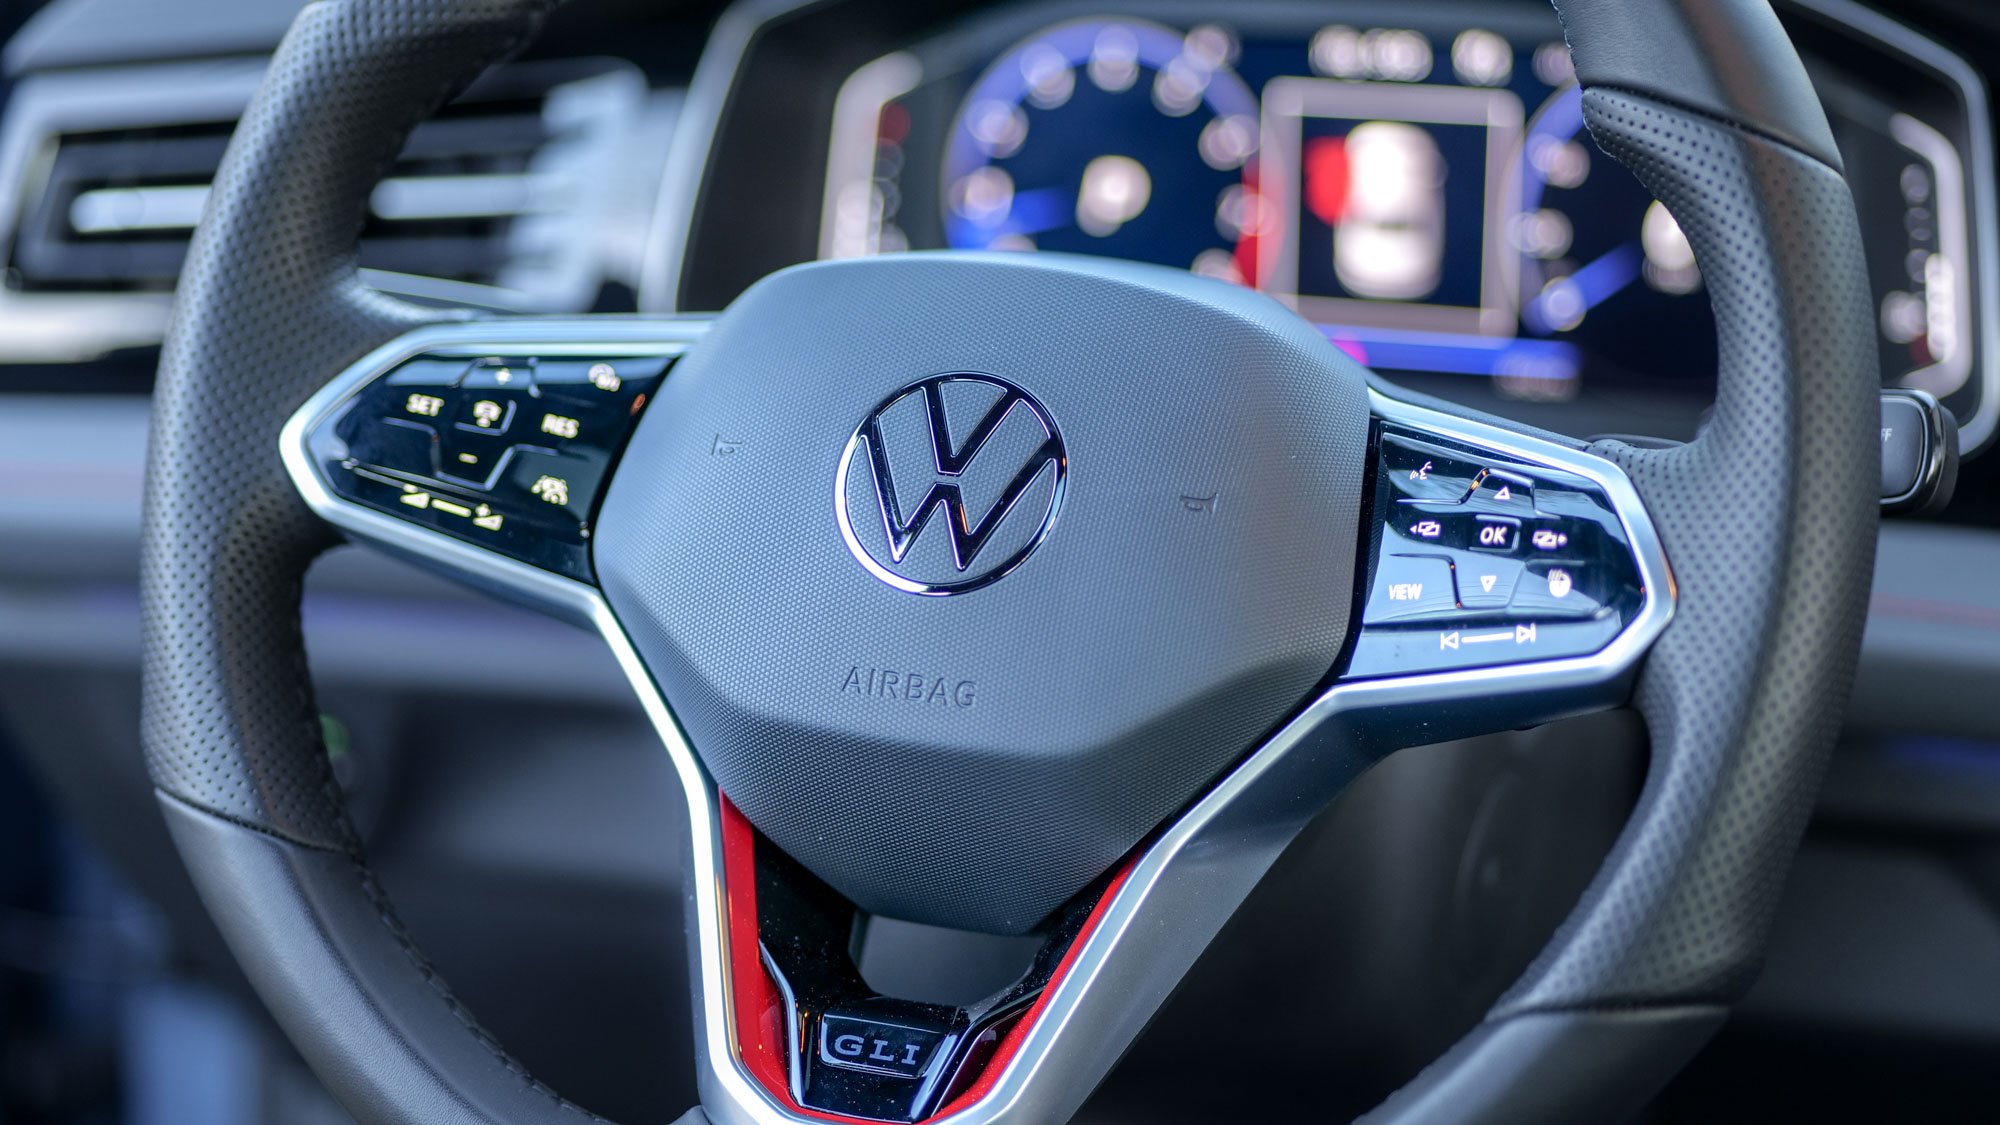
[1347,426,1647,677]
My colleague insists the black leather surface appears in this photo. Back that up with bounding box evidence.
[1364,1,1878,1119]
[598,252,1368,935]
[1553,0,1843,170]
[141,0,554,849]
[136,2,607,1123]
[1499,88,1877,1012]
[1359,1007,1728,1125]
[159,793,613,1125]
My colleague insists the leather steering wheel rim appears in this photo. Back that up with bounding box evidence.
[137,1,1880,1123]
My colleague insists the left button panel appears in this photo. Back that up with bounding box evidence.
[303,352,675,582]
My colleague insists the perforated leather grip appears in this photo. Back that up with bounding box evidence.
[136,3,631,1124]
[142,0,558,847]
[1363,4,1879,1121]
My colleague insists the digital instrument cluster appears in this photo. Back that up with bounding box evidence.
[816,1,1998,450]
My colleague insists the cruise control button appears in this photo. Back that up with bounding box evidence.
[499,449,607,525]
[398,390,449,421]
[1471,515,1520,553]
[458,358,536,392]
[1511,561,1603,617]
[534,409,584,442]
[349,417,437,477]
[435,430,515,488]
[1456,555,1521,609]
[1365,555,1458,622]
[455,393,518,436]
[533,355,674,397]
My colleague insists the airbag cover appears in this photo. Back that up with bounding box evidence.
[597,253,1367,933]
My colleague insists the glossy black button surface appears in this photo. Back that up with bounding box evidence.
[1468,468,1534,514]
[435,429,516,489]
[1525,524,1574,553]
[1364,555,1458,622]
[1348,617,1623,676]
[1471,514,1520,553]
[1879,395,1927,499]
[1510,560,1602,617]
[1350,422,1648,680]
[457,357,536,393]
[453,391,521,436]
[497,448,605,526]
[1455,553,1522,609]
[393,387,451,424]
[307,350,679,581]
[348,417,437,477]
[1383,434,1481,504]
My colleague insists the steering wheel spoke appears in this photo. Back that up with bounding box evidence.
[281,316,713,622]
[1332,388,1675,748]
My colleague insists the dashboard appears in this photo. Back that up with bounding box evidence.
[676,0,1999,449]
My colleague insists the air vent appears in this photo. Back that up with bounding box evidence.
[0,55,657,367]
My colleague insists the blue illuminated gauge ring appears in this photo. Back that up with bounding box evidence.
[1514,84,1660,337]
[941,18,1260,254]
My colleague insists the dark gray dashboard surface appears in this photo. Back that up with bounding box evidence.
[4,0,308,73]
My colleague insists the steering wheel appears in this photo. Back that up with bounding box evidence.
[138,1,1879,1122]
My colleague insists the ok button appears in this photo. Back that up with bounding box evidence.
[1471,515,1520,554]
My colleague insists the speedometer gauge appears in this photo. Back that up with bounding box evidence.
[807,5,1995,450]
[1513,85,1717,388]
[941,20,1261,280]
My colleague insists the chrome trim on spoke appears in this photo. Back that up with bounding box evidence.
[283,328,1671,1124]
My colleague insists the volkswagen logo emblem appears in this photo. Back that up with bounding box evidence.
[835,374,1066,595]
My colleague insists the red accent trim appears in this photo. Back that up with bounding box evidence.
[717,792,1140,1124]
[1871,592,2000,633]
[926,856,1137,1120]
[720,797,873,1124]
[720,796,791,1099]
